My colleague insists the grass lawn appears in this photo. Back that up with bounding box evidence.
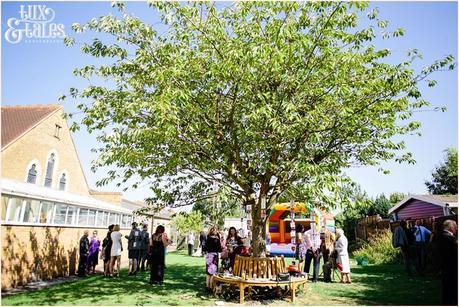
[1,252,441,305]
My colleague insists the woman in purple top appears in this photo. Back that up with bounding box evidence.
[87,230,101,274]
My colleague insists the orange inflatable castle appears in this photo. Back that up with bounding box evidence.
[267,203,335,256]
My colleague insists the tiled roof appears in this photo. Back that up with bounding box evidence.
[1,104,62,149]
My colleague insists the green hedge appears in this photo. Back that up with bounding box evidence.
[352,230,402,265]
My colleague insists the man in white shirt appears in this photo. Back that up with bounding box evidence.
[303,223,322,282]
[187,232,195,256]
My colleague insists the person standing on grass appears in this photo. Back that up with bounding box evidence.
[295,224,304,263]
[86,230,101,274]
[139,224,150,271]
[149,225,170,285]
[321,225,335,283]
[412,219,431,275]
[436,219,457,306]
[199,230,207,257]
[335,228,351,284]
[303,223,322,282]
[187,231,195,256]
[392,220,415,276]
[297,227,307,271]
[110,224,123,277]
[77,230,90,277]
[101,224,114,277]
[126,222,142,276]
[226,227,242,269]
[203,226,222,291]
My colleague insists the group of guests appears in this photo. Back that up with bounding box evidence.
[198,223,350,292]
[392,219,433,276]
[199,226,251,291]
[293,224,351,284]
[77,222,170,285]
[393,219,457,305]
[76,229,102,276]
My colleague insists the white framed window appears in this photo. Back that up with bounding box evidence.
[1,194,129,228]
[22,199,41,223]
[108,212,118,225]
[6,197,24,222]
[53,203,67,225]
[39,201,54,224]
[96,211,105,226]
[66,206,77,225]
[88,209,96,226]
[78,208,89,226]
[122,214,131,228]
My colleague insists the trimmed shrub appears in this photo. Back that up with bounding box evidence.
[348,238,366,254]
[352,230,402,265]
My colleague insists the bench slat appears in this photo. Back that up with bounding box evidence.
[232,255,287,279]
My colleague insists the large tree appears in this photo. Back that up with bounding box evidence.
[192,186,241,227]
[425,148,458,195]
[64,2,455,256]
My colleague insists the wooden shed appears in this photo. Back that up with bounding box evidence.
[388,195,458,221]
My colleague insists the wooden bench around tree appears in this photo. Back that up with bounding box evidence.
[233,255,286,279]
[212,255,308,303]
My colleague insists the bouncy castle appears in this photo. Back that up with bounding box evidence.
[268,202,335,257]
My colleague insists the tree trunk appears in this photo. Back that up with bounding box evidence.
[251,195,267,257]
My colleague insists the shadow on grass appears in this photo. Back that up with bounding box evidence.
[2,258,212,306]
[2,255,442,306]
[310,264,441,306]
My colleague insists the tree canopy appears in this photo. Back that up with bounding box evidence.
[192,186,241,227]
[64,1,455,255]
[172,211,204,234]
[389,192,406,204]
[425,148,458,195]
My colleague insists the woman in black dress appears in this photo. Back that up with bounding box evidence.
[149,225,170,285]
[203,226,222,290]
[226,227,243,270]
[102,224,114,277]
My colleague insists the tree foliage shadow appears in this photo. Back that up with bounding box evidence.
[2,227,31,288]
[2,227,79,290]
[321,264,441,306]
[2,261,212,306]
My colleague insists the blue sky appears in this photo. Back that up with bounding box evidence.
[2,1,458,202]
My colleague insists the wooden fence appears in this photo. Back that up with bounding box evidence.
[356,214,458,242]
[355,215,391,241]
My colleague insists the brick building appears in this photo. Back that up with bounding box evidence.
[0,104,171,289]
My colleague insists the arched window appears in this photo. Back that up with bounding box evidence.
[44,153,55,187]
[59,173,66,191]
[27,164,37,184]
